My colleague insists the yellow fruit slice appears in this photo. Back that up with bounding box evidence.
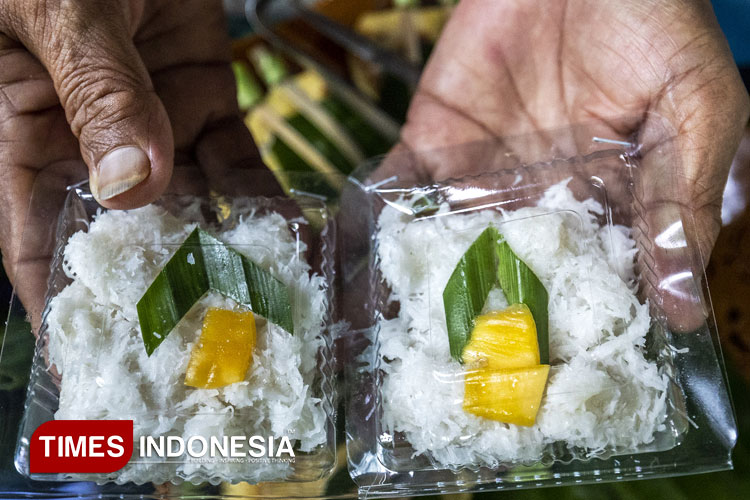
[463,365,550,426]
[185,308,256,389]
[462,304,540,370]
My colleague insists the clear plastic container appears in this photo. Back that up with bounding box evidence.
[341,137,736,497]
[13,181,338,486]
[1,126,739,498]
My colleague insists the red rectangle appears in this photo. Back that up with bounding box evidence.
[30,420,133,473]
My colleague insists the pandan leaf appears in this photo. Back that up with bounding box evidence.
[443,226,549,363]
[443,227,502,361]
[495,241,549,364]
[137,228,293,356]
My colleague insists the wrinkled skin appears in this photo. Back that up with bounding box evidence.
[1,0,748,335]
[371,0,749,331]
[0,0,280,330]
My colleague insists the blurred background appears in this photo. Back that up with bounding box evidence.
[1,0,749,498]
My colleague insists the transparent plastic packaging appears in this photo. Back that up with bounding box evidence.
[341,133,736,497]
[12,177,338,486]
[0,124,739,499]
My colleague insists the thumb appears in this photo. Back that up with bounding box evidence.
[11,1,173,207]
[636,86,749,333]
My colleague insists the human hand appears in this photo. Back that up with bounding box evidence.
[0,0,279,331]
[382,0,750,332]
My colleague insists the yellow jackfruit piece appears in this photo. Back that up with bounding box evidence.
[463,365,550,426]
[462,304,539,370]
[185,308,256,389]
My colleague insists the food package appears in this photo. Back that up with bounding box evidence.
[2,125,738,498]
[340,133,736,497]
[12,173,338,486]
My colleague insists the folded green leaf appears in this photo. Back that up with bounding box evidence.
[495,241,549,364]
[443,226,549,363]
[137,228,293,356]
[443,227,502,361]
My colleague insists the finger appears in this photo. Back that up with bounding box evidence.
[396,0,578,178]
[0,34,87,332]
[5,0,173,208]
[159,56,296,249]
[395,0,633,182]
[636,50,750,333]
[195,116,282,198]
[144,35,281,198]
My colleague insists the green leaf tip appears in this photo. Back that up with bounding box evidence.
[443,226,549,364]
[137,228,294,356]
[495,240,549,364]
[443,227,501,361]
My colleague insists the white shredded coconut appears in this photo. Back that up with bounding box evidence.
[46,203,328,484]
[375,180,669,467]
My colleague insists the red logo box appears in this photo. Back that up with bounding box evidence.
[30,420,133,473]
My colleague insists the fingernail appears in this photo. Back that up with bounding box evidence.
[93,146,150,201]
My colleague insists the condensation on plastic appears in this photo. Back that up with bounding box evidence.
[10,171,340,487]
[340,124,736,498]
